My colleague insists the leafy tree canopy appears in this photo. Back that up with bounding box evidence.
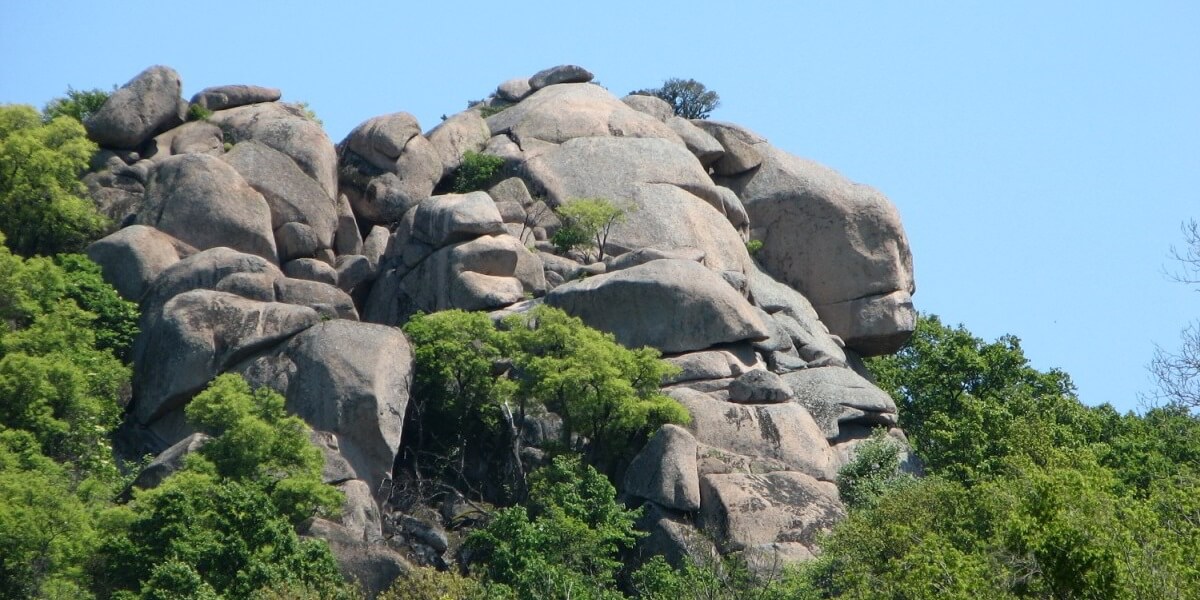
[551,198,632,263]
[43,87,111,124]
[629,78,720,119]
[0,104,109,256]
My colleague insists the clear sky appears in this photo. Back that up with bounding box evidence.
[3,1,1196,412]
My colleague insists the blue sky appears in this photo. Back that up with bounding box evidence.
[3,1,1197,412]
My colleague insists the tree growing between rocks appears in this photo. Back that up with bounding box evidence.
[42,87,112,124]
[629,78,720,120]
[0,105,109,256]
[551,198,631,263]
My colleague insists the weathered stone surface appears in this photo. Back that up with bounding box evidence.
[496,77,533,102]
[214,272,277,302]
[132,290,319,426]
[141,247,284,314]
[663,345,761,384]
[86,225,194,301]
[525,137,750,274]
[728,369,792,404]
[210,102,338,198]
[137,153,278,262]
[816,290,918,357]
[332,195,361,256]
[283,258,338,286]
[190,84,281,111]
[694,441,793,477]
[411,192,506,248]
[693,120,765,176]
[129,432,210,491]
[624,425,701,511]
[487,84,681,144]
[335,255,373,292]
[528,64,594,90]
[303,519,409,597]
[698,471,844,554]
[667,116,724,166]
[622,94,674,121]
[362,226,390,269]
[635,503,717,568]
[364,235,535,325]
[143,121,223,161]
[275,277,358,320]
[85,65,184,149]
[426,110,491,178]
[222,140,337,247]
[670,388,835,481]
[275,222,320,262]
[235,320,412,495]
[311,430,358,483]
[545,259,769,354]
[724,144,915,355]
[780,367,898,438]
[605,247,705,272]
[342,113,420,171]
[747,263,848,365]
[336,479,384,544]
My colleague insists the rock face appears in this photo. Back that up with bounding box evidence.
[87,64,920,586]
[545,259,770,354]
[722,144,916,355]
[85,65,184,149]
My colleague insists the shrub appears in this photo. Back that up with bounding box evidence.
[630,78,720,120]
[452,151,505,193]
[0,104,109,255]
[745,239,763,255]
[42,86,111,124]
[186,103,212,122]
[551,198,631,262]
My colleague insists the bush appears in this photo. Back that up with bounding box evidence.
[186,103,212,122]
[630,78,720,120]
[745,239,763,255]
[836,429,910,509]
[452,151,505,193]
[551,198,631,262]
[0,104,109,256]
[42,86,111,124]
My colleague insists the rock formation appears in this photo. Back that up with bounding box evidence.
[84,63,916,590]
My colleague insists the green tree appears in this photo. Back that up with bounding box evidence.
[0,104,109,256]
[867,314,1097,481]
[835,428,910,509]
[630,78,720,120]
[43,87,111,124]
[551,198,631,262]
[465,455,641,600]
[92,375,350,599]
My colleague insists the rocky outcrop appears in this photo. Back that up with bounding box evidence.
[85,63,920,586]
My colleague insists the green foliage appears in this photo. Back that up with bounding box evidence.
[186,103,213,122]
[379,565,500,600]
[0,430,100,599]
[0,104,109,256]
[184,374,342,523]
[451,151,505,193]
[92,375,350,599]
[867,314,1094,481]
[836,428,910,509]
[403,306,685,485]
[294,101,322,126]
[629,78,720,120]
[478,103,511,118]
[42,87,111,124]
[0,238,130,478]
[744,239,763,255]
[551,198,631,262]
[53,253,139,362]
[466,455,642,600]
[503,307,685,464]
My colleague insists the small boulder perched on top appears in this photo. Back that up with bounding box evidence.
[545,259,770,354]
[85,65,185,149]
[190,84,281,111]
[341,113,421,172]
[528,64,594,90]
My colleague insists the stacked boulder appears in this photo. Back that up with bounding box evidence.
[83,63,917,586]
[82,66,412,590]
